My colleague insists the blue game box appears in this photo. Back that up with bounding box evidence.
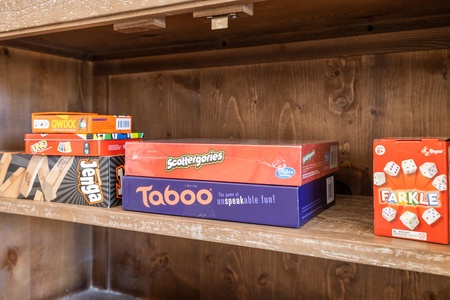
[122,174,335,228]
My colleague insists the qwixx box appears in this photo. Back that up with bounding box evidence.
[32,112,132,134]
[373,138,450,244]
[122,174,336,228]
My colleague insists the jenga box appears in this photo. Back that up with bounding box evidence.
[31,112,132,134]
[125,139,339,186]
[24,133,144,156]
[373,138,450,244]
[122,174,336,228]
[0,152,124,207]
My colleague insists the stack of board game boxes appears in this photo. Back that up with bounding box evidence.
[122,139,339,228]
[373,138,450,244]
[0,112,143,207]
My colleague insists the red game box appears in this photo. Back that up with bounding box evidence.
[25,133,144,156]
[373,138,450,244]
[125,139,339,186]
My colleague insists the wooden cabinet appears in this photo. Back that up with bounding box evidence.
[1,1,450,299]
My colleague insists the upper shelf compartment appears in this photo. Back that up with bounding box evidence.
[1,0,450,62]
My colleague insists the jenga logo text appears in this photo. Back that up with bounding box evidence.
[78,159,104,204]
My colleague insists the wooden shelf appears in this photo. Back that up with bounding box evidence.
[1,195,449,277]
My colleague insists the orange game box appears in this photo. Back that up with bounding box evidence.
[125,139,339,186]
[373,138,450,244]
[31,112,132,134]
[24,133,144,156]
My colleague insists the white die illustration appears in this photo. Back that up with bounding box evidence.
[400,211,420,230]
[401,159,417,174]
[384,161,400,176]
[374,172,386,186]
[432,174,447,191]
[419,162,438,178]
[422,208,441,225]
[382,206,396,222]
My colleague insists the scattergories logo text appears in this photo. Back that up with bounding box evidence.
[166,149,225,171]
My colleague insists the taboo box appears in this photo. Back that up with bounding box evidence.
[25,132,144,156]
[125,139,339,186]
[122,174,336,228]
[31,112,132,134]
[373,138,450,244]
[0,152,124,207]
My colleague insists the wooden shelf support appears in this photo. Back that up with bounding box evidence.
[113,17,166,34]
[193,3,254,30]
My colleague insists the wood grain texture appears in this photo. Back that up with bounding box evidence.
[92,226,108,290]
[0,213,92,300]
[92,26,450,75]
[105,229,450,299]
[0,47,92,150]
[104,49,450,195]
[108,229,200,299]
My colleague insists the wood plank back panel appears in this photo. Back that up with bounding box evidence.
[105,48,450,195]
[106,228,450,299]
[0,213,92,300]
[0,47,93,150]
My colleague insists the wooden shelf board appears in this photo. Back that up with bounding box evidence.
[1,195,449,276]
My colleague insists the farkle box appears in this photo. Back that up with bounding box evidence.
[0,152,124,207]
[24,133,144,156]
[122,174,335,228]
[125,140,339,186]
[373,138,450,244]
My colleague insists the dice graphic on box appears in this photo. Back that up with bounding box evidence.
[382,206,396,222]
[432,174,447,191]
[400,211,419,230]
[401,159,417,174]
[373,172,386,186]
[419,162,438,179]
[422,207,441,225]
[384,161,400,176]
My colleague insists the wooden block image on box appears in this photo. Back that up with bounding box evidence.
[0,167,25,198]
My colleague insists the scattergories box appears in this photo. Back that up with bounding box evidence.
[0,152,124,207]
[373,138,450,244]
[125,139,339,186]
[122,174,335,228]
[32,112,132,134]
[24,133,144,156]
